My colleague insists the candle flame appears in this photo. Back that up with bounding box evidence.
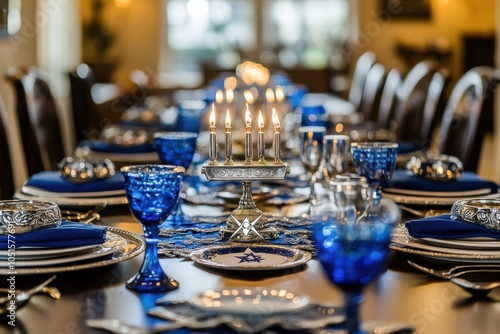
[215,90,224,104]
[226,89,234,103]
[265,88,275,103]
[245,104,252,126]
[258,110,264,127]
[225,109,231,127]
[275,86,285,102]
[209,104,216,127]
[224,76,237,90]
[243,90,255,104]
[272,108,280,127]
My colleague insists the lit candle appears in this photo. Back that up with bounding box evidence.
[209,104,218,165]
[257,110,266,163]
[224,109,233,165]
[272,108,281,163]
[244,104,253,164]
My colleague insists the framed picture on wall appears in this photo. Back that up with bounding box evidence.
[380,0,432,20]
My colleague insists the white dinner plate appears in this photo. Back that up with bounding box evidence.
[0,243,101,260]
[190,244,311,271]
[14,190,128,208]
[382,191,500,206]
[420,236,500,250]
[0,232,127,267]
[0,227,144,275]
[390,227,500,263]
[21,185,126,198]
[190,287,310,315]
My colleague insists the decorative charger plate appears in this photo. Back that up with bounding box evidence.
[190,287,310,315]
[0,243,102,260]
[13,190,128,208]
[390,227,500,263]
[382,191,500,206]
[0,227,144,275]
[190,244,311,271]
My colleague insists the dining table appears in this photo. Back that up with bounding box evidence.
[2,195,500,334]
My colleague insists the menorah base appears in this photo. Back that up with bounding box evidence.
[220,207,278,242]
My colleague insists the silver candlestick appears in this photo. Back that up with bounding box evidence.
[202,163,290,242]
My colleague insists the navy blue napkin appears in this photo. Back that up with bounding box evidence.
[25,171,125,193]
[80,140,156,154]
[0,221,107,249]
[396,141,424,155]
[387,170,499,193]
[405,214,500,239]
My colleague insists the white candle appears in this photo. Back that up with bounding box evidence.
[272,108,281,163]
[209,104,217,165]
[224,109,233,165]
[257,110,266,163]
[244,104,253,164]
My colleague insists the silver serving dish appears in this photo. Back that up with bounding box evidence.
[406,154,463,181]
[59,157,115,183]
[100,124,150,146]
[451,199,500,230]
[0,200,61,234]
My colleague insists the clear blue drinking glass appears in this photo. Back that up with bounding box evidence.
[350,142,398,215]
[154,132,198,226]
[314,216,396,334]
[121,164,184,292]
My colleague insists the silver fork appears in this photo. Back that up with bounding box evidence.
[408,260,500,279]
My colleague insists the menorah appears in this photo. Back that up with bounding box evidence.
[201,104,290,242]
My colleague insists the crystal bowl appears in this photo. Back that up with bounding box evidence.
[0,200,61,234]
[406,154,463,181]
[59,157,115,183]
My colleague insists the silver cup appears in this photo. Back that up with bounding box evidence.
[323,134,350,180]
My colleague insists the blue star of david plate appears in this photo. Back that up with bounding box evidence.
[190,244,311,271]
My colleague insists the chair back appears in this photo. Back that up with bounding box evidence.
[393,60,438,142]
[68,63,99,144]
[348,51,376,110]
[358,63,385,122]
[437,66,499,171]
[419,69,449,142]
[377,68,402,129]
[0,95,15,199]
[5,68,65,175]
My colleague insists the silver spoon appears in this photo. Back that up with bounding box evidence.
[0,285,61,300]
[450,277,500,297]
[0,275,57,314]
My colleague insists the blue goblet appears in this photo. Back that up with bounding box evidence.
[314,215,396,334]
[121,164,184,292]
[154,132,198,226]
[350,142,398,216]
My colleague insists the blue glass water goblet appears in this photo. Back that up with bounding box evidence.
[298,126,327,215]
[350,142,398,216]
[314,215,396,334]
[154,132,198,227]
[121,164,185,292]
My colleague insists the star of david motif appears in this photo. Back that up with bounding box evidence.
[231,214,263,239]
[234,248,264,263]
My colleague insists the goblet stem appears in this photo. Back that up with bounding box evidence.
[344,291,364,334]
[127,223,178,292]
[309,172,318,206]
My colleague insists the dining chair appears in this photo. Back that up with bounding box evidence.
[358,62,386,123]
[0,94,15,199]
[377,68,402,130]
[347,51,376,111]
[5,67,65,175]
[392,60,439,143]
[436,66,500,172]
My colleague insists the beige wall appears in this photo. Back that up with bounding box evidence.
[80,0,162,89]
[0,0,38,188]
[353,0,495,78]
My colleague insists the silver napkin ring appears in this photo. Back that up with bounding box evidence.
[0,200,61,234]
[451,199,500,230]
[406,154,463,181]
[59,157,115,183]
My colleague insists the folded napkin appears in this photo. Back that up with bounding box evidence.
[387,170,499,193]
[405,214,500,239]
[0,221,107,249]
[80,140,156,154]
[396,141,425,155]
[25,171,125,193]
